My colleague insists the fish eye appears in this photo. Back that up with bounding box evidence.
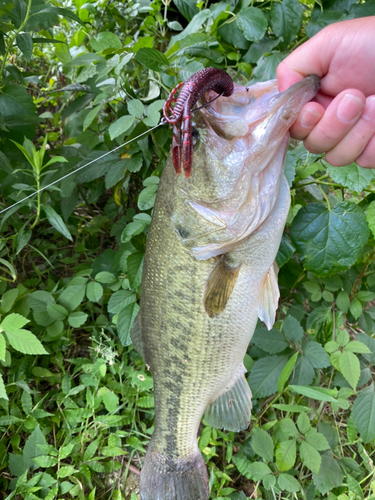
[192,127,200,146]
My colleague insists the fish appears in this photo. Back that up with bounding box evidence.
[131,73,320,500]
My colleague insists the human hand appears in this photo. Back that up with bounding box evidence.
[277,17,375,168]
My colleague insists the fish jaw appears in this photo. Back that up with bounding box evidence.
[170,76,320,260]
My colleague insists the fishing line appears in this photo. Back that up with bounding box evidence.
[0,120,166,216]
[0,92,223,217]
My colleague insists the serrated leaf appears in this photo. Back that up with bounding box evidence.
[1,313,29,332]
[297,412,310,434]
[108,115,135,140]
[84,438,100,462]
[58,284,86,311]
[33,455,58,467]
[5,329,48,355]
[236,7,268,42]
[305,428,330,451]
[289,385,338,403]
[137,396,154,408]
[108,290,136,314]
[46,303,68,321]
[327,163,374,192]
[21,390,32,414]
[350,298,363,320]
[102,391,119,413]
[325,341,339,354]
[251,428,274,462]
[127,99,144,119]
[90,32,122,52]
[270,0,302,47]
[0,334,6,362]
[252,327,289,353]
[42,204,72,241]
[283,315,303,342]
[366,200,375,238]
[86,282,103,303]
[117,302,139,346]
[304,342,330,368]
[0,373,8,400]
[278,352,298,393]
[352,383,375,443]
[345,341,371,354]
[24,425,47,462]
[313,451,343,494]
[249,355,289,398]
[127,252,144,289]
[275,439,296,471]
[291,202,370,277]
[277,473,301,493]
[16,32,33,61]
[336,290,350,313]
[300,441,321,475]
[57,465,78,478]
[59,443,74,460]
[134,48,169,71]
[247,461,273,481]
[339,350,360,389]
[68,311,88,328]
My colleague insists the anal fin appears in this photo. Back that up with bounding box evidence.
[204,256,240,317]
[204,365,252,432]
[257,262,280,330]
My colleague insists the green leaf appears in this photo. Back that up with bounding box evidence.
[117,302,139,346]
[289,385,338,403]
[350,298,362,320]
[345,341,371,354]
[0,313,29,332]
[68,311,88,328]
[283,315,303,342]
[127,252,144,289]
[102,391,119,413]
[236,7,268,42]
[0,373,8,400]
[59,443,74,460]
[46,303,68,321]
[290,355,315,386]
[173,0,198,21]
[95,271,116,284]
[313,451,343,495]
[128,99,144,119]
[352,383,375,443]
[305,428,330,451]
[270,0,303,47]
[277,473,301,493]
[339,350,360,389]
[121,214,152,242]
[336,290,350,313]
[327,163,374,192]
[297,412,310,434]
[366,200,375,238]
[275,439,296,471]
[58,284,86,311]
[138,185,157,211]
[251,428,274,462]
[1,288,19,313]
[5,329,47,355]
[21,390,32,414]
[247,461,273,481]
[249,355,289,398]
[108,115,135,140]
[290,202,370,277]
[16,32,33,61]
[356,291,375,302]
[89,32,122,52]
[300,441,321,475]
[278,352,298,393]
[86,282,103,303]
[24,425,47,462]
[108,290,136,314]
[33,455,58,467]
[274,418,299,440]
[304,342,330,368]
[356,333,375,363]
[137,396,154,408]
[134,48,169,71]
[276,234,295,267]
[83,105,102,131]
[251,327,289,353]
[42,204,73,241]
[57,465,78,478]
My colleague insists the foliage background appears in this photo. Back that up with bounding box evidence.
[0,0,375,498]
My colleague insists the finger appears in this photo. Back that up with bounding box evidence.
[289,102,325,140]
[356,132,375,169]
[303,90,366,154]
[325,96,375,166]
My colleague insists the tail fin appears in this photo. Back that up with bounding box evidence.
[139,447,209,500]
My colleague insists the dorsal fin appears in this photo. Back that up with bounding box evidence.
[204,256,240,317]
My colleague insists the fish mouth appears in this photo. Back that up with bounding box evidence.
[199,75,321,139]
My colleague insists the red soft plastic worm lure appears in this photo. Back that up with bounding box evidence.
[163,68,234,178]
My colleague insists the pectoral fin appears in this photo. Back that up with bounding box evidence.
[257,262,280,330]
[204,364,252,432]
[204,256,240,317]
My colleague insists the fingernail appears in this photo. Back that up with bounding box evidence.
[336,93,364,123]
[300,108,323,128]
[362,96,375,122]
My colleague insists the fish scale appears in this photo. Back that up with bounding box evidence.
[133,73,321,500]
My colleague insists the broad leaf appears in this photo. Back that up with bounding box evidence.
[251,327,289,353]
[304,342,330,368]
[270,0,303,47]
[89,32,122,52]
[283,315,303,342]
[134,48,169,71]
[251,428,274,462]
[327,163,374,192]
[248,355,289,398]
[16,32,33,61]
[277,473,301,492]
[291,202,369,276]
[86,282,103,303]
[275,439,296,471]
[339,350,360,389]
[352,383,375,443]
[300,441,321,475]
[5,329,48,355]
[313,451,343,494]
[117,302,140,346]
[236,7,268,42]
[108,115,135,140]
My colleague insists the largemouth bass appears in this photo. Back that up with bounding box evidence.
[132,74,320,500]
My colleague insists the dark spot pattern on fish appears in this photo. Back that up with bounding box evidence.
[176,225,190,239]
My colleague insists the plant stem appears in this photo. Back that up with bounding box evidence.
[349,249,375,301]
[30,175,41,229]
[0,0,33,81]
